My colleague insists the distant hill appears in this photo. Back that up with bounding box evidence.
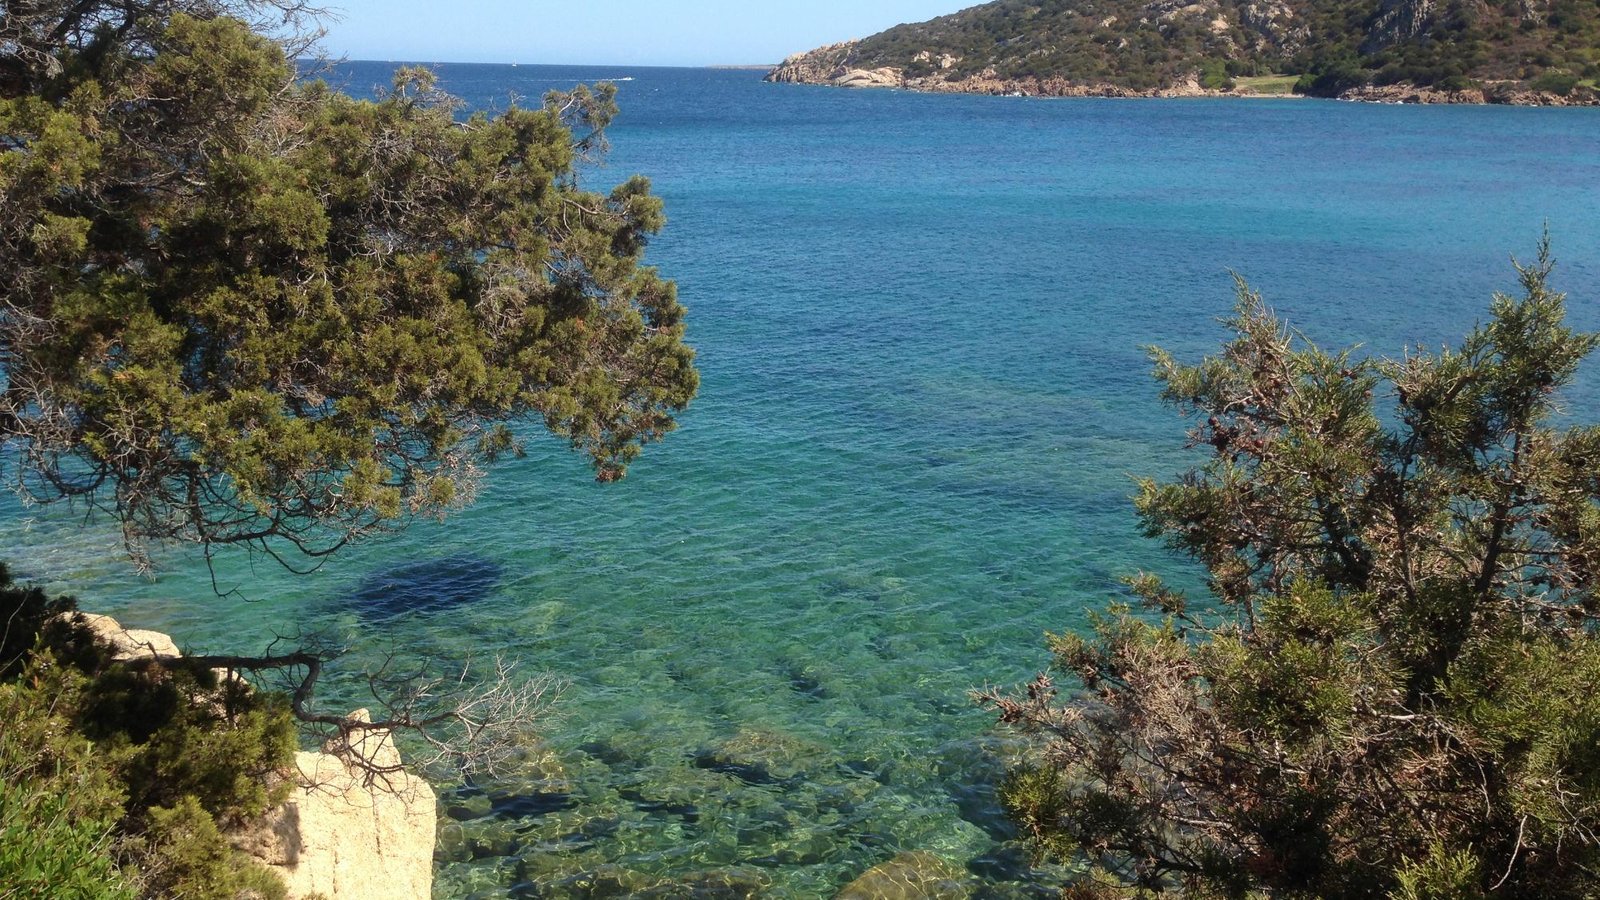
[766,0,1600,103]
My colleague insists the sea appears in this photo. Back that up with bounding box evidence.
[4,63,1599,897]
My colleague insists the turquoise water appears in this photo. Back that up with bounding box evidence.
[5,65,1600,897]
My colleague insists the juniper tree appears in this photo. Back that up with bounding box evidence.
[1,0,695,803]
[1,0,698,570]
[984,243,1600,898]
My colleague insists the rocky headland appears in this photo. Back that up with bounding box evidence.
[767,41,1599,105]
[765,0,1600,107]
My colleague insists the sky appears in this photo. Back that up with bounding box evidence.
[319,1,976,67]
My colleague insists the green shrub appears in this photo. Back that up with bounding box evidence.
[0,780,135,900]
[1199,58,1234,90]
[1530,70,1581,94]
[132,798,286,900]
[1436,74,1478,91]
[0,663,134,899]
[81,667,296,828]
[0,563,105,678]
[984,248,1600,897]
[0,571,298,899]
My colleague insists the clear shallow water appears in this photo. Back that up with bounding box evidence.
[5,65,1600,897]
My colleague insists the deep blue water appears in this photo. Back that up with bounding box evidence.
[5,64,1600,897]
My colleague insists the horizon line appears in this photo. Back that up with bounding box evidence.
[316,58,780,70]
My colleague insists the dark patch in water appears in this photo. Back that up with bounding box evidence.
[444,802,488,823]
[347,553,504,619]
[618,788,700,823]
[868,633,896,660]
[689,750,805,788]
[692,752,779,785]
[489,791,577,819]
[577,739,637,770]
[782,663,829,700]
[948,781,1018,842]
[839,758,892,784]
[578,816,621,842]
[967,844,1035,883]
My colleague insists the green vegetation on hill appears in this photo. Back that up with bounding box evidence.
[803,0,1600,94]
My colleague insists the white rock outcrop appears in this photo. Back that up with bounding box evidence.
[834,67,903,88]
[254,710,437,900]
[65,612,437,900]
[74,611,183,660]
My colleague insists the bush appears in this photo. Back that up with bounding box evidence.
[0,780,135,900]
[1199,58,1234,90]
[0,662,134,899]
[1436,74,1478,91]
[132,799,286,900]
[985,246,1600,897]
[0,562,105,679]
[1,571,298,899]
[1530,70,1581,94]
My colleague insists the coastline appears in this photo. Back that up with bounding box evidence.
[765,55,1600,107]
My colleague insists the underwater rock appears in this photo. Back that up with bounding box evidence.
[965,844,1034,883]
[618,787,700,823]
[578,739,638,769]
[435,821,471,864]
[692,751,784,786]
[479,741,573,795]
[545,864,659,898]
[694,728,828,786]
[348,553,504,619]
[445,793,493,822]
[836,851,973,899]
[781,661,830,700]
[488,791,578,819]
[935,738,1021,841]
[968,884,1059,900]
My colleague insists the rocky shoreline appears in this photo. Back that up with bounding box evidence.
[75,612,438,900]
[765,43,1600,107]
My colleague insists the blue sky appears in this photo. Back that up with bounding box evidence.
[321,1,975,66]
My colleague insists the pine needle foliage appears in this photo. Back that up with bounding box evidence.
[1,1,698,568]
[983,241,1600,898]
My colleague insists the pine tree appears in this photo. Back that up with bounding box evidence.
[1,1,698,568]
[985,242,1600,898]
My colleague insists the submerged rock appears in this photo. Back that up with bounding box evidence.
[348,553,504,619]
[693,727,828,786]
[836,851,973,899]
[635,868,773,898]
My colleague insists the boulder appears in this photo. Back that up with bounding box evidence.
[834,68,903,89]
[248,709,438,900]
[836,851,972,900]
[62,612,440,899]
[72,612,182,660]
